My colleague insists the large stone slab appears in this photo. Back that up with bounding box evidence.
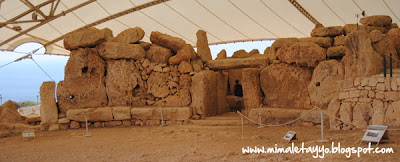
[242,68,262,112]
[57,48,107,114]
[196,30,212,62]
[113,107,132,120]
[64,27,113,50]
[327,99,341,130]
[191,71,218,117]
[106,59,143,106]
[342,30,383,79]
[217,72,229,114]
[169,44,195,65]
[308,60,344,107]
[299,37,333,48]
[360,15,392,26]
[131,107,192,120]
[96,42,145,60]
[277,42,326,68]
[385,101,400,126]
[40,81,58,125]
[150,31,187,52]
[0,101,24,123]
[387,28,400,58]
[311,26,343,37]
[206,57,268,70]
[111,27,144,43]
[146,44,172,64]
[260,63,312,109]
[67,107,113,122]
[352,103,373,129]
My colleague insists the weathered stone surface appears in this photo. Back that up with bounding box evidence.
[228,69,242,94]
[343,24,368,36]
[150,31,187,52]
[216,49,227,60]
[386,28,400,58]
[231,50,250,58]
[105,121,122,127]
[271,38,299,50]
[339,102,352,124]
[70,121,80,129]
[0,130,10,138]
[196,30,212,62]
[40,81,58,125]
[58,48,107,114]
[169,44,194,65]
[0,100,24,123]
[385,101,400,126]
[249,49,260,55]
[112,107,131,120]
[131,107,192,120]
[277,43,326,68]
[64,27,113,50]
[260,63,312,109]
[360,15,392,26]
[106,59,144,106]
[328,99,341,130]
[139,41,151,51]
[191,71,218,116]
[308,60,344,107]
[178,61,193,74]
[67,107,113,122]
[385,91,399,101]
[191,60,203,72]
[217,72,229,114]
[96,42,145,60]
[352,103,372,129]
[373,36,399,68]
[206,57,268,70]
[333,36,346,46]
[48,124,60,131]
[242,68,262,112]
[264,46,277,63]
[111,27,144,43]
[164,87,191,107]
[145,44,172,64]
[147,72,169,98]
[371,99,385,125]
[58,118,70,124]
[327,45,346,58]
[311,26,343,37]
[369,30,384,43]
[342,30,383,79]
[299,37,333,48]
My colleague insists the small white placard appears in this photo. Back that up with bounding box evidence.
[22,131,35,139]
[361,125,388,145]
[283,131,296,141]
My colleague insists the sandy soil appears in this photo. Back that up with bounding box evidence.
[0,124,399,161]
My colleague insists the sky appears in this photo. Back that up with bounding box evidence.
[0,40,274,104]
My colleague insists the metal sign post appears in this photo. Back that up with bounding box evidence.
[159,106,165,127]
[317,108,328,143]
[82,114,91,137]
[257,104,264,128]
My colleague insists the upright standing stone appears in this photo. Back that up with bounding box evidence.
[191,71,218,117]
[196,30,212,62]
[40,81,58,125]
[217,72,228,114]
[242,68,262,114]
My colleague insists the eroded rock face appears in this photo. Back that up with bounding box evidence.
[343,30,383,79]
[260,63,312,109]
[0,100,24,123]
[385,101,400,126]
[57,48,107,114]
[327,46,346,58]
[150,31,187,52]
[308,60,344,107]
[169,44,193,65]
[271,38,299,50]
[360,15,392,26]
[111,27,144,43]
[328,99,341,130]
[333,36,346,46]
[311,26,343,37]
[352,103,373,129]
[40,81,58,125]
[178,61,193,74]
[146,44,172,64]
[66,107,113,122]
[216,49,227,60]
[231,50,250,58]
[106,59,143,106]
[372,36,399,68]
[64,27,113,50]
[164,88,191,107]
[96,42,145,60]
[387,28,400,58]
[147,72,170,98]
[299,37,333,48]
[249,49,260,55]
[277,42,326,68]
[196,30,212,62]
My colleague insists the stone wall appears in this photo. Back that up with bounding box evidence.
[328,76,400,130]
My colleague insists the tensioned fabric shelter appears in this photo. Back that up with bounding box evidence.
[0,0,399,56]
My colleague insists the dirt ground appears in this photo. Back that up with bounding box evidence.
[0,124,399,161]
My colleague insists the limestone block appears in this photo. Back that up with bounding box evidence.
[58,118,70,124]
[341,79,354,89]
[373,37,399,68]
[360,15,392,26]
[328,99,341,130]
[343,24,368,36]
[352,103,373,129]
[67,107,113,122]
[40,81,58,125]
[145,44,172,64]
[376,83,385,91]
[70,121,80,129]
[96,42,145,60]
[232,50,251,58]
[26,116,41,124]
[311,26,343,37]
[64,27,113,50]
[131,107,192,120]
[48,124,60,131]
[368,77,379,87]
[338,92,350,100]
[387,28,400,57]
[0,101,24,123]
[369,30,384,43]
[206,57,268,70]
[327,46,346,58]
[178,61,193,74]
[217,72,229,114]
[299,37,333,48]
[371,99,385,125]
[140,41,151,51]
[196,30,212,62]
[260,63,312,109]
[361,78,369,86]
[271,38,299,50]
[376,92,385,99]
[339,102,353,124]
[105,121,122,127]
[368,91,376,98]
[385,91,399,101]
[147,72,170,98]
[113,107,132,120]
[216,49,227,60]
[150,31,187,52]
[111,27,144,43]
[277,42,326,68]
[385,78,391,91]
[242,68,262,111]
[191,71,218,116]
[163,87,191,107]
[385,101,400,126]
[333,36,346,46]
[359,98,372,103]
[391,78,398,91]
[349,90,360,98]
[169,44,194,65]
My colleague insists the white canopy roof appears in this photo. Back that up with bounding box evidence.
[0,0,399,55]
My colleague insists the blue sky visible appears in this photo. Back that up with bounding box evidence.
[0,40,273,103]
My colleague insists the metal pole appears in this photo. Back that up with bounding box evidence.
[320,110,324,141]
[83,114,91,137]
[384,54,387,77]
[159,106,164,127]
[239,111,244,139]
[390,53,393,78]
[257,104,264,128]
